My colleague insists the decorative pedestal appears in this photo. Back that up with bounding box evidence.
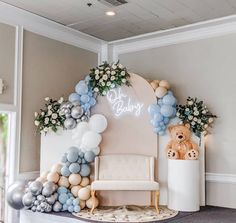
[168,159,200,212]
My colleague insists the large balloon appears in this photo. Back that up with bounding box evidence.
[7,181,27,210]
[81,131,102,150]
[89,114,108,133]
[160,105,174,117]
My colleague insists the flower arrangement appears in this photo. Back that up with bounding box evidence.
[176,97,217,137]
[88,61,131,95]
[34,97,66,134]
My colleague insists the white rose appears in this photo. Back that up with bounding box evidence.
[107,81,111,86]
[191,121,195,125]
[100,70,104,74]
[106,70,111,75]
[94,69,99,75]
[112,64,117,69]
[118,64,123,69]
[204,124,208,128]
[52,120,56,124]
[176,112,180,117]
[48,105,52,110]
[193,117,198,121]
[208,118,214,123]
[103,75,108,80]
[44,119,49,124]
[102,91,107,96]
[94,87,99,92]
[45,117,49,122]
[95,74,100,80]
[194,111,199,116]
[59,110,64,116]
[121,71,125,76]
[202,110,206,114]
[101,82,105,86]
[34,112,38,117]
[188,101,193,105]
[34,120,40,126]
[58,97,64,104]
[111,76,115,81]
[47,110,52,116]
[52,113,58,119]
[111,84,115,88]
[122,78,126,83]
[111,71,116,75]
[41,112,45,116]
[188,115,193,120]
[197,119,201,124]
[203,130,207,135]
[185,108,190,112]
[43,127,48,132]
[45,97,50,101]
[193,107,197,110]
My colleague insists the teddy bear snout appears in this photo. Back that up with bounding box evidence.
[178,135,183,139]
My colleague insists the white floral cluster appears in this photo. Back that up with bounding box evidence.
[34,97,66,134]
[176,97,216,137]
[89,61,130,96]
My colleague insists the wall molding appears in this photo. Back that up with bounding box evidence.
[206,173,236,184]
[108,14,236,60]
[18,171,40,180]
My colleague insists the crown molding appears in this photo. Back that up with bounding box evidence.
[206,173,236,184]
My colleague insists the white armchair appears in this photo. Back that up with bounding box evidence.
[91,154,160,213]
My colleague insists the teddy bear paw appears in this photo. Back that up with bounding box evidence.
[167,149,179,159]
[185,149,199,160]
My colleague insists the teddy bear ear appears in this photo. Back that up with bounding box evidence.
[185,123,191,129]
[168,125,174,132]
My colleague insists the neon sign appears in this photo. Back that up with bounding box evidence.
[106,88,144,117]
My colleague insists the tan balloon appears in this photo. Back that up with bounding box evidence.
[78,187,91,201]
[153,80,160,85]
[86,197,99,209]
[80,200,86,209]
[51,164,62,174]
[36,177,47,184]
[80,177,90,187]
[40,171,49,179]
[58,176,70,188]
[47,172,60,183]
[71,185,82,197]
[159,80,170,90]
[150,81,158,90]
[69,174,82,186]
[155,86,167,98]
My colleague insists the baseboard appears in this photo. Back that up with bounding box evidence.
[17,171,40,180]
[206,173,236,184]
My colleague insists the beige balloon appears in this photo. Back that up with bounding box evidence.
[80,177,90,187]
[36,177,47,184]
[159,80,170,90]
[155,86,167,98]
[58,176,70,188]
[51,163,62,174]
[150,81,158,90]
[69,174,82,186]
[71,185,82,197]
[86,197,99,209]
[78,187,91,201]
[80,200,86,209]
[40,171,49,179]
[47,172,60,183]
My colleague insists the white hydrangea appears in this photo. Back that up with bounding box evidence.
[41,112,45,116]
[193,117,198,121]
[103,74,108,80]
[94,69,99,75]
[121,71,126,76]
[106,70,111,75]
[34,112,38,117]
[111,76,115,81]
[52,113,58,119]
[48,105,52,110]
[52,120,56,124]
[58,97,64,104]
[194,111,199,116]
[202,110,207,114]
[107,81,111,86]
[191,121,195,125]
[208,117,214,123]
[34,120,40,126]
[102,91,107,95]
[47,110,52,116]
[100,70,104,74]
[122,78,126,83]
[101,82,105,86]
[43,127,48,132]
[94,87,99,92]
[44,119,49,124]
[197,119,201,124]
[112,64,117,69]
[176,112,180,117]
[118,64,123,69]
[111,71,116,75]
[188,101,193,105]
[188,115,193,120]
[95,74,100,80]
[111,83,115,88]
[204,124,208,128]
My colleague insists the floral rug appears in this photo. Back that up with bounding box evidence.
[73,205,178,222]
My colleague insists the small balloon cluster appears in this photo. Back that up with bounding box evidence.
[22,181,58,213]
[148,80,177,135]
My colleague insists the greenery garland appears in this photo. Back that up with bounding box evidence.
[88,61,131,95]
[34,97,66,134]
[176,97,217,137]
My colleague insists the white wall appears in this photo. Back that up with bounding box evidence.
[116,33,236,208]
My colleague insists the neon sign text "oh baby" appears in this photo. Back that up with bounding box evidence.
[106,88,144,117]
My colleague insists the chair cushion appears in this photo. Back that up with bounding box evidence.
[91,180,159,191]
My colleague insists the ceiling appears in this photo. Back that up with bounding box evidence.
[2,0,236,41]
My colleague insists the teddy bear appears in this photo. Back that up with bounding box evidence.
[166,124,199,160]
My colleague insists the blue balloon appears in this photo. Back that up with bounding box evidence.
[159,131,165,136]
[172,107,177,116]
[68,205,74,213]
[73,198,80,205]
[154,127,162,132]
[69,163,81,174]
[148,104,161,116]
[66,199,73,206]
[73,205,81,213]
[84,151,96,163]
[78,151,84,158]
[159,121,164,126]
[77,157,82,164]
[158,99,163,105]
[153,113,164,122]
[75,81,88,95]
[62,204,68,211]
[61,154,68,163]
[57,187,68,194]
[59,193,69,204]
[65,161,71,167]
[82,103,91,111]
[67,150,79,163]
[69,93,80,103]
[163,94,176,106]
[80,164,91,177]
[163,117,169,124]
[160,105,174,117]
[68,147,79,153]
[85,75,91,82]
[89,97,96,106]
[88,91,93,97]
[61,166,71,177]
[168,91,173,95]
[80,95,90,103]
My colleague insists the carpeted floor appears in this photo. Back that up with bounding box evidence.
[53,206,236,223]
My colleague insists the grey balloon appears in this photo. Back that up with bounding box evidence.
[31,206,36,212]
[53,201,62,212]
[7,181,27,210]
[71,105,84,119]
[22,192,35,207]
[81,115,89,122]
[29,181,43,195]
[37,195,45,202]
[42,187,54,197]
[64,118,76,129]
[46,195,56,205]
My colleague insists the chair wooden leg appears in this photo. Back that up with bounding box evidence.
[150,191,153,206]
[90,190,96,214]
[155,190,160,214]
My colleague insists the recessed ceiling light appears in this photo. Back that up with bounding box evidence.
[106,11,116,16]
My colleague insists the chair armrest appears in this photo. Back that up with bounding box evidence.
[94,156,99,180]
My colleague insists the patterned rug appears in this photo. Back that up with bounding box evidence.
[73,206,178,222]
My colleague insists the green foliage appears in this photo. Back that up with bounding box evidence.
[0,113,8,144]
[176,97,217,137]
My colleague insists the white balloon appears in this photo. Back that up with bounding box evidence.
[92,147,101,155]
[81,131,102,150]
[89,114,108,133]
[72,121,90,143]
